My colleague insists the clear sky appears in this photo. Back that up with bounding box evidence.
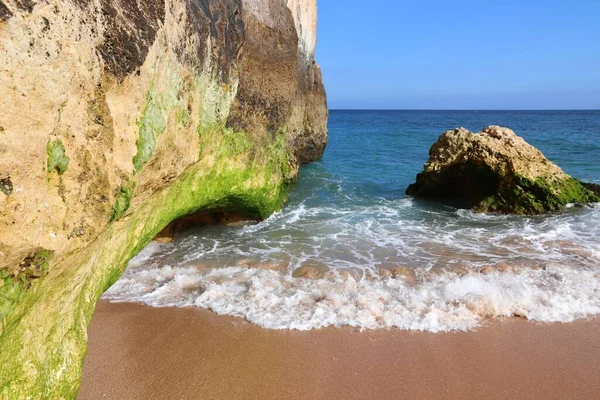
[315,1,600,110]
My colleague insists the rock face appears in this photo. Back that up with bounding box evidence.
[407,126,599,214]
[0,0,327,397]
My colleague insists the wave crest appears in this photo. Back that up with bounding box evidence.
[104,265,600,332]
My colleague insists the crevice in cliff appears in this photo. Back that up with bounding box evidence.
[0,1,12,21]
[154,208,258,241]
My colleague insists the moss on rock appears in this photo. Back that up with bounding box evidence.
[132,68,182,172]
[581,181,600,197]
[46,139,69,175]
[175,108,191,127]
[475,176,600,215]
[0,249,54,322]
[0,270,25,323]
[110,182,136,221]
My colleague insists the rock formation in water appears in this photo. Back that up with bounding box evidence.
[0,0,327,397]
[406,126,599,214]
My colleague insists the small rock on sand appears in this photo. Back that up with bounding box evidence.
[292,263,329,279]
[377,266,417,284]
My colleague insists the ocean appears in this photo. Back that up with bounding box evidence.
[104,110,600,332]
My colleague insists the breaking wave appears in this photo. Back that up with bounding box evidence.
[104,199,600,332]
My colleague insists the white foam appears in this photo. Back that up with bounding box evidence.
[104,194,600,332]
[104,265,600,332]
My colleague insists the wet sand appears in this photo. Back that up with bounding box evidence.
[79,301,600,400]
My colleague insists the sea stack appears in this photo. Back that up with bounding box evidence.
[406,126,599,214]
[0,0,327,397]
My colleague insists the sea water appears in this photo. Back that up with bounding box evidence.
[104,110,600,332]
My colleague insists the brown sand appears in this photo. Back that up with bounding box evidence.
[79,301,600,400]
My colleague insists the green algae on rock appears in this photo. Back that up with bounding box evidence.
[110,182,136,221]
[46,139,70,175]
[0,249,53,322]
[132,68,182,172]
[407,126,600,214]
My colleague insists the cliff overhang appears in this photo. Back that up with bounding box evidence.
[0,0,327,397]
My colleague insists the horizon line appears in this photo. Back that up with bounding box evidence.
[329,108,600,112]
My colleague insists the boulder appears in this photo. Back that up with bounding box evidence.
[407,126,599,214]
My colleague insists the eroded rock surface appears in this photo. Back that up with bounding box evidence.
[407,126,599,214]
[0,0,327,397]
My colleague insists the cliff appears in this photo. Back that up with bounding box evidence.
[0,0,327,397]
[407,126,599,214]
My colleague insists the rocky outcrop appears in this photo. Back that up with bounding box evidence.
[0,0,327,397]
[407,126,599,214]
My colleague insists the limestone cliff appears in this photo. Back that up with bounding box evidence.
[407,126,599,214]
[0,0,327,397]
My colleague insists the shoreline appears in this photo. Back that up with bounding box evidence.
[79,301,600,399]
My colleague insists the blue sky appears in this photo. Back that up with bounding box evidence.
[316,1,600,110]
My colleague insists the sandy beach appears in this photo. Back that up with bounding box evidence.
[79,301,600,400]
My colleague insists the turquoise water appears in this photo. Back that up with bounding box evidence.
[106,111,600,332]
[322,110,600,200]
